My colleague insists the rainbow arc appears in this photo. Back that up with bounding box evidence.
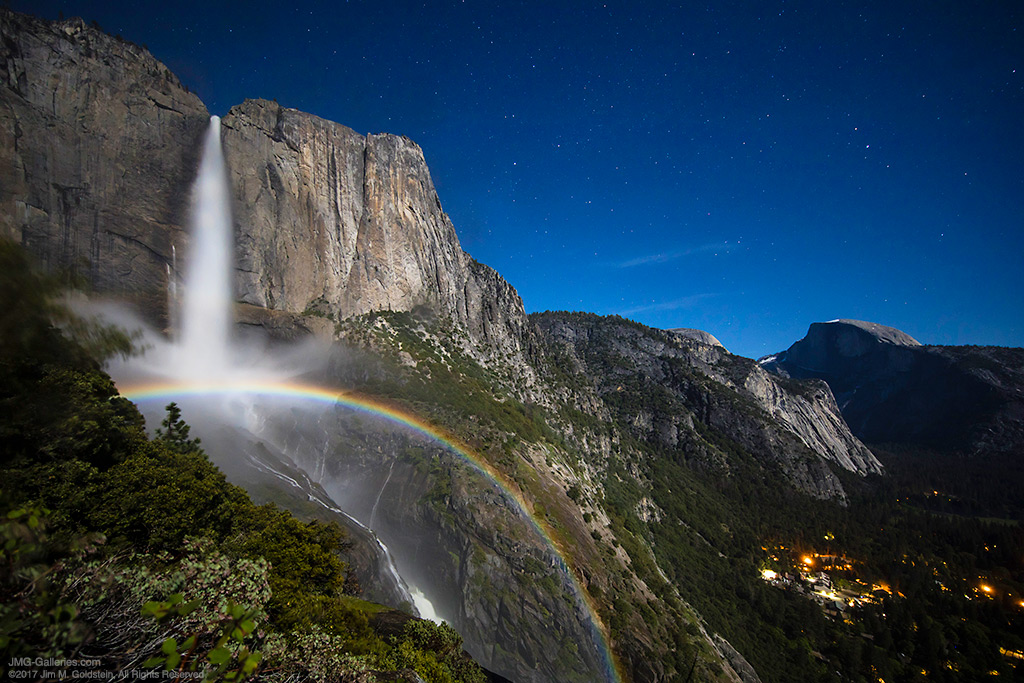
[121,378,624,683]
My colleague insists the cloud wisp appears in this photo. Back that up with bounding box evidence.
[616,242,732,269]
[617,292,719,316]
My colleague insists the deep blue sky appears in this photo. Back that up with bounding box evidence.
[15,1,1024,358]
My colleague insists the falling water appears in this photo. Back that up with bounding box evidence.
[178,115,233,378]
[117,115,443,622]
[165,262,174,326]
[167,245,178,334]
[369,460,396,529]
[410,587,442,623]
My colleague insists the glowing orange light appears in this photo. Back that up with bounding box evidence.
[981,584,993,594]
[802,556,814,566]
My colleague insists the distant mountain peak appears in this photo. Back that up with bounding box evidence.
[820,319,921,347]
[761,318,1024,460]
[667,327,726,350]
[759,319,921,373]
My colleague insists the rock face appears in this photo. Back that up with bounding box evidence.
[760,319,1024,451]
[243,402,606,683]
[534,313,881,500]
[0,10,209,315]
[668,327,726,350]
[0,12,532,366]
[219,99,533,363]
[738,362,882,477]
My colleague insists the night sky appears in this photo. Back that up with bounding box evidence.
[14,0,1024,358]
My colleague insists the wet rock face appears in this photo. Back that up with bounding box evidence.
[0,10,209,314]
[252,409,606,683]
[220,99,532,363]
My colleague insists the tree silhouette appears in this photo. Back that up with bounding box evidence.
[155,402,203,455]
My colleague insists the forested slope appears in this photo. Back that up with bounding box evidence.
[0,240,488,682]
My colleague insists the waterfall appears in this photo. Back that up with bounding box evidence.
[118,116,445,625]
[167,245,178,334]
[369,460,396,529]
[178,115,233,379]
[410,587,442,623]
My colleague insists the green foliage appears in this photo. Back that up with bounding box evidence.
[0,242,486,682]
[154,401,203,454]
[379,620,486,683]
[1,362,145,471]
[225,504,349,628]
[300,301,336,321]
[566,483,582,503]
[262,625,371,682]
[0,505,91,670]
[87,439,250,551]
[0,239,75,369]
[0,240,144,471]
[338,310,554,450]
[0,238,138,364]
[141,597,263,681]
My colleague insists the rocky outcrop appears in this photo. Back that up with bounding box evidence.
[219,99,533,365]
[737,364,881,476]
[713,635,763,683]
[668,327,726,350]
[246,404,607,683]
[533,313,881,499]
[760,319,1024,452]
[0,10,208,315]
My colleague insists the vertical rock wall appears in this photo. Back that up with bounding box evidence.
[0,10,208,313]
[221,99,533,363]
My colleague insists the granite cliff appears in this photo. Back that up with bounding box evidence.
[0,10,209,314]
[533,313,881,502]
[220,98,533,366]
[0,10,533,372]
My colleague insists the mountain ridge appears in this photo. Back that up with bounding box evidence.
[760,318,1024,453]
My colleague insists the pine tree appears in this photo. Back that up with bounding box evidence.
[155,402,203,455]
